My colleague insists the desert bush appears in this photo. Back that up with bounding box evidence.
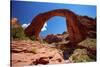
[69,49,94,62]
[78,38,96,50]
[11,27,29,40]
[78,38,96,61]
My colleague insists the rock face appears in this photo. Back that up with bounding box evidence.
[11,40,68,66]
[25,9,87,44]
[44,32,70,44]
[44,34,63,43]
[77,16,96,38]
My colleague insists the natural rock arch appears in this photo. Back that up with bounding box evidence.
[25,9,86,43]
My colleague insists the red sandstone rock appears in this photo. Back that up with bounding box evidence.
[44,34,63,43]
[77,16,96,38]
[25,9,87,43]
[11,40,66,66]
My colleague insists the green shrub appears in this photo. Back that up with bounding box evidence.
[11,27,29,40]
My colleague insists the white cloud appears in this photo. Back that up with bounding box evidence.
[22,22,47,31]
[22,23,30,29]
[41,23,47,32]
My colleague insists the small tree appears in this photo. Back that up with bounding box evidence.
[11,27,28,40]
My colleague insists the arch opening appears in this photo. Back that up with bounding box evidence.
[40,16,67,38]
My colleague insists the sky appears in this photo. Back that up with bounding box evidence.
[11,0,96,37]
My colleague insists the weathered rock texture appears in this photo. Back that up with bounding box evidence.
[44,32,69,44]
[44,34,63,43]
[77,16,96,38]
[25,9,87,43]
[11,40,71,66]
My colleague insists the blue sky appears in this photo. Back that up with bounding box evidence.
[11,1,96,36]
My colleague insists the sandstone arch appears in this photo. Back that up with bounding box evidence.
[25,9,86,43]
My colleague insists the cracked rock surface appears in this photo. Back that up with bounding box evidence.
[11,40,70,67]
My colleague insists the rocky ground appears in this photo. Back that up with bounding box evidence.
[11,37,96,67]
[11,16,96,67]
[44,32,96,61]
[11,40,73,67]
